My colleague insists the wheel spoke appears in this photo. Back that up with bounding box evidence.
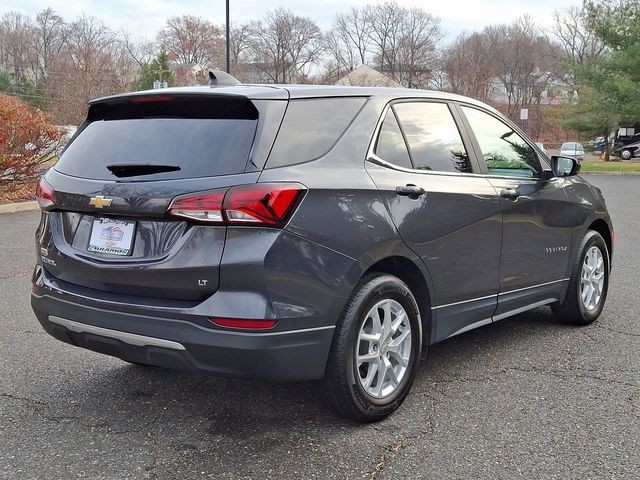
[582,284,591,303]
[593,280,602,296]
[385,357,399,387]
[390,311,405,335]
[382,301,392,339]
[362,361,379,390]
[357,351,378,365]
[585,285,594,308]
[370,309,383,336]
[373,360,388,397]
[389,328,410,348]
[387,348,408,367]
[360,332,381,343]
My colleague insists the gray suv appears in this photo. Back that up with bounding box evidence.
[32,83,613,422]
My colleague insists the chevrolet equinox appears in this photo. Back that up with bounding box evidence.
[31,79,613,422]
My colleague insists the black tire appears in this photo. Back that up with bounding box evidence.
[621,149,633,160]
[320,274,423,422]
[552,230,610,325]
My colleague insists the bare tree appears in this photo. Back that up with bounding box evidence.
[122,31,156,69]
[444,31,499,101]
[366,2,403,79]
[158,15,224,68]
[395,6,442,87]
[326,6,372,75]
[228,23,252,78]
[33,8,66,81]
[366,3,442,88]
[0,11,36,79]
[488,17,554,118]
[550,6,606,73]
[246,8,323,83]
[47,15,135,123]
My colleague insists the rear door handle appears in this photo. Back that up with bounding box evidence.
[500,188,519,200]
[395,184,426,199]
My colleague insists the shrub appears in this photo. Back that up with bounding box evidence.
[0,94,64,185]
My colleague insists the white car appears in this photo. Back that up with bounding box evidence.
[560,142,584,161]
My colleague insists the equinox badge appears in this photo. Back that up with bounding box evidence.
[89,195,113,208]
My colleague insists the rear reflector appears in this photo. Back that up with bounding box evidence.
[36,177,55,210]
[210,318,277,330]
[167,183,306,227]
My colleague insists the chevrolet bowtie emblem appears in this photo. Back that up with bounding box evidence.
[89,195,113,208]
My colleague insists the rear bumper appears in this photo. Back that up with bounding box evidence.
[31,292,335,381]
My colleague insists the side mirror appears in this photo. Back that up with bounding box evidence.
[551,155,581,177]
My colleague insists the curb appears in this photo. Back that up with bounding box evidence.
[0,201,39,214]
[581,171,640,176]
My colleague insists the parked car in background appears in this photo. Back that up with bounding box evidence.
[535,142,549,155]
[560,142,585,161]
[32,78,614,422]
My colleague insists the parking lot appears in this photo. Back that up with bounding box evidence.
[0,175,638,479]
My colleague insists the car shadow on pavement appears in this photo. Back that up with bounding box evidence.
[44,307,578,445]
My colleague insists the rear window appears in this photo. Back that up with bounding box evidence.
[561,143,582,150]
[266,97,367,168]
[55,95,258,181]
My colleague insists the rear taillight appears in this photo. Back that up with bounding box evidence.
[209,317,277,330]
[35,177,55,211]
[167,189,226,224]
[224,184,303,226]
[167,183,306,227]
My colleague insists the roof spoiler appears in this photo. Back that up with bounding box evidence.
[208,70,241,87]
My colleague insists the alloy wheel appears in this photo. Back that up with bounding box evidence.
[581,246,605,311]
[356,299,412,399]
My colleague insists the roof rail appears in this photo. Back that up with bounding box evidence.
[208,70,241,87]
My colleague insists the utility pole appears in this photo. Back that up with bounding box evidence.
[226,0,230,74]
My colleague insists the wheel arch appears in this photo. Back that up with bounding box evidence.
[588,218,613,261]
[360,255,434,348]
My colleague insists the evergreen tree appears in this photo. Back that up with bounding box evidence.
[564,0,640,160]
[137,52,175,91]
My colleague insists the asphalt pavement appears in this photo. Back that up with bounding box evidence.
[0,175,638,479]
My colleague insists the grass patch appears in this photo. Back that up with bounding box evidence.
[580,161,640,173]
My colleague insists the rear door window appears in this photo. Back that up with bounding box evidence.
[374,109,412,169]
[393,102,472,173]
[55,95,258,181]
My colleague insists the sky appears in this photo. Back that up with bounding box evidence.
[2,0,581,40]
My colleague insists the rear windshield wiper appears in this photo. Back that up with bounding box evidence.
[106,163,181,178]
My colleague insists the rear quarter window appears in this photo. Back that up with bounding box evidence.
[266,97,367,168]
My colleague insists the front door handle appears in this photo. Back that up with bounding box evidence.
[395,184,426,199]
[500,188,520,200]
